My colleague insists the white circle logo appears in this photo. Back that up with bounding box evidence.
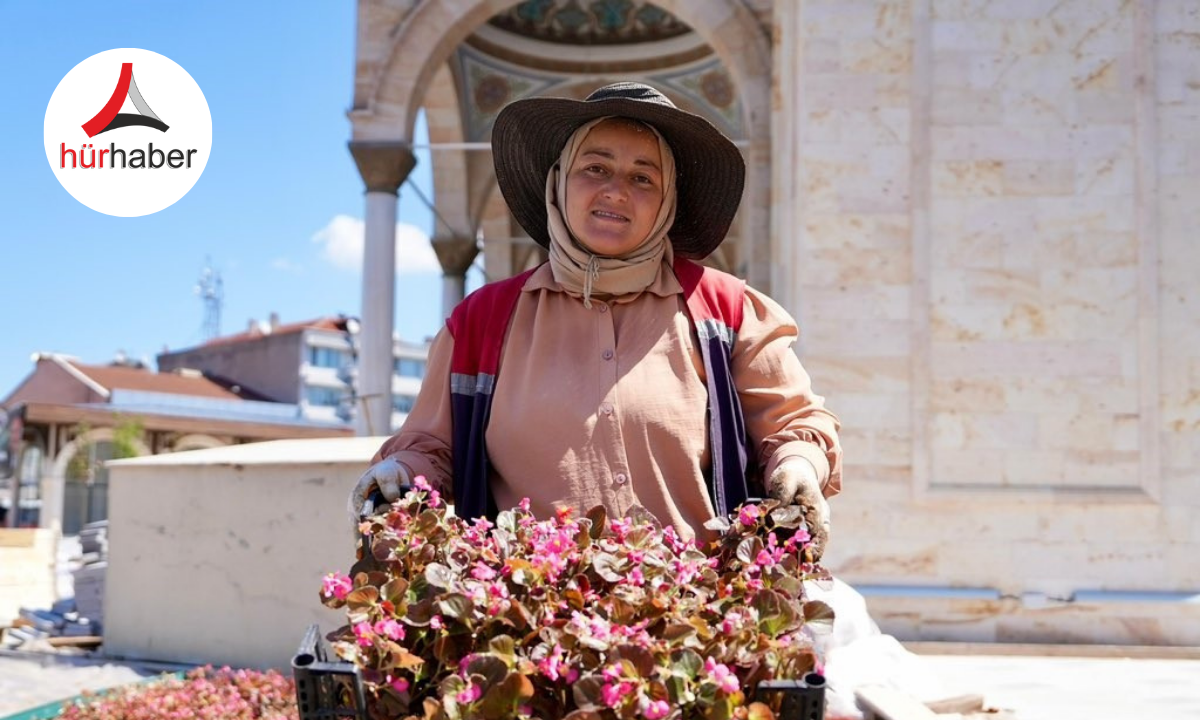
[44,48,212,217]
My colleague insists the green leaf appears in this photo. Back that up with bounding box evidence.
[346,586,379,611]
[405,597,435,626]
[496,510,517,533]
[592,552,623,582]
[382,577,409,605]
[802,600,836,634]
[612,643,655,677]
[662,623,697,643]
[572,676,605,711]
[704,516,731,533]
[437,593,474,621]
[488,635,516,659]
[671,648,703,678]
[478,672,535,720]
[562,712,604,720]
[466,655,509,688]
[371,536,400,562]
[585,505,607,539]
[424,562,454,589]
[736,536,764,565]
[752,589,798,637]
[768,506,803,528]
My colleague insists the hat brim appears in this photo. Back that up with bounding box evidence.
[491,95,745,259]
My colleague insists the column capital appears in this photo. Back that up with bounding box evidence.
[431,235,480,277]
[348,140,417,194]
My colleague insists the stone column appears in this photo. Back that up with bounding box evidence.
[431,235,479,319]
[349,141,417,437]
[770,0,803,329]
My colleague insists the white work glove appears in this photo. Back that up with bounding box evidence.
[766,458,830,560]
[346,456,411,524]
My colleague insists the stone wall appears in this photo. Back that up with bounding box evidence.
[777,0,1200,644]
[103,439,377,669]
[0,529,56,627]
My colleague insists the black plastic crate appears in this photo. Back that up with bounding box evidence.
[292,624,368,720]
[291,624,824,720]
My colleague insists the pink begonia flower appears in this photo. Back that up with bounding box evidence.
[471,562,497,581]
[428,489,442,507]
[430,615,444,630]
[628,567,645,586]
[321,572,352,600]
[642,698,671,720]
[353,621,374,647]
[601,682,629,708]
[738,504,760,527]
[704,658,740,694]
[388,675,409,693]
[456,683,482,704]
[374,618,405,641]
[539,644,578,682]
[518,497,531,512]
[413,475,432,492]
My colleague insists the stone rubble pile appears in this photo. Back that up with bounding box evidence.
[2,521,106,651]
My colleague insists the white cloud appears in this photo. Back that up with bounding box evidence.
[270,257,304,274]
[312,214,440,275]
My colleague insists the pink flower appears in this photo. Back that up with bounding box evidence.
[353,621,374,647]
[601,681,635,708]
[738,504,760,527]
[456,683,482,704]
[388,675,409,693]
[518,497,531,512]
[642,698,671,719]
[539,644,572,682]
[374,618,405,641]
[413,475,432,492]
[704,658,740,694]
[430,615,444,630]
[470,562,497,581]
[628,567,645,586]
[321,572,352,600]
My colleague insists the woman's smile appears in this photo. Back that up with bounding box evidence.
[564,118,664,257]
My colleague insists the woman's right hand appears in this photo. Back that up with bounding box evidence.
[346,456,412,523]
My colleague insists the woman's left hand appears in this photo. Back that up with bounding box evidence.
[766,459,830,559]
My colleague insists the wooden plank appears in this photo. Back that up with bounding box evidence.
[856,686,941,720]
[926,695,985,714]
[47,635,103,648]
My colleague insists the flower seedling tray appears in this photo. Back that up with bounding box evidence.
[293,623,825,720]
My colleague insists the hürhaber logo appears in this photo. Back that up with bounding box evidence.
[44,48,212,217]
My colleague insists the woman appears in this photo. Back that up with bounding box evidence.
[350,82,841,550]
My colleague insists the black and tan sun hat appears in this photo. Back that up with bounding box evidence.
[491,82,745,260]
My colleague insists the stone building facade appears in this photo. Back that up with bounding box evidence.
[348,0,1200,644]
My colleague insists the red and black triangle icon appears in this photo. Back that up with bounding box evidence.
[82,62,169,137]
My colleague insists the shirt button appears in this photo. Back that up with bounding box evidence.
[602,349,614,360]
[615,473,628,485]
[598,304,609,313]
[600,402,613,415]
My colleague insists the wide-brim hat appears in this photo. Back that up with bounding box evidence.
[491,82,745,260]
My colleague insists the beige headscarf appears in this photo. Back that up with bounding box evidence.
[545,117,677,307]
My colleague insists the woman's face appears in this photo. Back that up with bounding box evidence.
[564,119,665,257]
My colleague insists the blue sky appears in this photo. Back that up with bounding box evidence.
[0,1,449,395]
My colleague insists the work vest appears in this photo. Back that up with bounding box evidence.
[445,257,758,521]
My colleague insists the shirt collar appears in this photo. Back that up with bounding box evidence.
[523,261,683,302]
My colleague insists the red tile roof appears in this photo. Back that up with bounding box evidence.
[69,361,245,400]
[200,317,350,347]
